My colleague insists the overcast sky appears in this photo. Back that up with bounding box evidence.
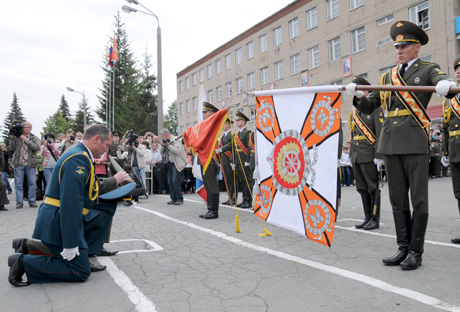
[0,0,294,135]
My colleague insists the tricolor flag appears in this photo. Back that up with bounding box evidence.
[109,36,119,67]
[253,86,341,246]
[194,80,208,201]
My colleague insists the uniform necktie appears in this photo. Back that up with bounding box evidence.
[400,63,408,77]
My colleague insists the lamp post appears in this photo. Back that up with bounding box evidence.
[122,1,164,132]
[67,87,87,130]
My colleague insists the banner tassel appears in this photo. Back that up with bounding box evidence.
[258,219,272,236]
[235,214,241,233]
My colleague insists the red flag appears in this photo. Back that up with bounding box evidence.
[183,109,229,174]
[109,36,119,67]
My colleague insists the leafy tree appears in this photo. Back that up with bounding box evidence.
[58,95,72,122]
[2,92,25,146]
[42,110,70,137]
[164,101,178,135]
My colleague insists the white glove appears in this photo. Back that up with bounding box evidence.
[60,247,80,261]
[441,155,450,167]
[215,147,222,153]
[244,162,250,167]
[374,158,383,171]
[230,163,235,171]
[346,83,364,98]
[435,80,457,97]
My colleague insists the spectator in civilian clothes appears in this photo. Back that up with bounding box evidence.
[40,133,61,191]
[340,146,352,187]
[1,143,12,194]
[95,152,108,178]
[58,129,77,155]
[150,142,163,194]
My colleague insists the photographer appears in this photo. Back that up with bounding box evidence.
[159,128,186,205]
[40,133,61,191]
[1,143,13,195]
[58,129,77,155]
[117,130,147,195]
[9,121,41,208]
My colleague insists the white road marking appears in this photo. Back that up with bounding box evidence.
[135,205,460,312]
[109,238,163,254]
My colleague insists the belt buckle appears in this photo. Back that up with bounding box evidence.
[394,108,399,117]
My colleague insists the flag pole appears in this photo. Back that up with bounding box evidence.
[112,65,115,131]
[344,85,460,93]
[108,66,112,130]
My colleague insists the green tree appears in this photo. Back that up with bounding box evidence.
[58,95,72,122]
[70,96,94,133]
[164,101,178,135]
[42,110,70,137]
[2,92,25,146]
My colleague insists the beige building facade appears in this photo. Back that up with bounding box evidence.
[176,0,460,139]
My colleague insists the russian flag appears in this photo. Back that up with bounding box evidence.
[108,36,119,67]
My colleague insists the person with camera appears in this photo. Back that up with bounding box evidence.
[9,121,41,209]
[1,143,13,195]
[159,128,186,205]
[0,143,9,211]
[58,129,77,155]
[118,131,147,196]
[150,142,164,194]
[40,133,61,191]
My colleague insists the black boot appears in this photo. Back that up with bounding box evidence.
[8,254,29,287]
[204,193,219,219]
[355,193,371,229]
[451,203,460,243]
[364,190,380,230]
[199,193,213,218]
[383,210,411,266]
[400,212,429,270]
[12,238,28,254]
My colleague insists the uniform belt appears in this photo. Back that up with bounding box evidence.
[236,149,244,152]
[353,135,366,140]
[387,109,411,117]
[44,197,89,215]
[449,130,460,136]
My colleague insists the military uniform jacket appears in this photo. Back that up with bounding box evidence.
[443,96,460,163]
[354,59,449,155]
[220,130,234,166]
[350,107,384,164]
[32,143,98,249]
[235,127,251,165]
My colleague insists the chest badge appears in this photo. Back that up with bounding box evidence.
[414,77,420,84]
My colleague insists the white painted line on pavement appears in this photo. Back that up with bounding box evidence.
[135,205,460,312]
[98,256,159,312]
[109,238,163,254]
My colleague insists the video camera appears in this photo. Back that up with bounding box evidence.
[9,122,23,138]
[127,130,139,146]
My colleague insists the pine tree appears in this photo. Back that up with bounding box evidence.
[42,111,70,137]
[2,92,25,146]
[58,95,72,122]
[70,96,94,133]
[164,101,178,136]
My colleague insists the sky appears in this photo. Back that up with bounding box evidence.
[0,0,295,136]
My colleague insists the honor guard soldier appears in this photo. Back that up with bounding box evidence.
[217,118,237,206]
[108,130,124,168]
[443,54,460,244]
[235,111,253,208]
[346,21,456,270]
[199,102,221,219]
[348,76,384,231]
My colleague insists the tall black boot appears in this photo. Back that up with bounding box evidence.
[383,210,412,266]
[204,193,219,219]
[8,254,29,287]
[355,193,371,229]
[199,193,213,218]
[364,190,380,230]
[451,202,460,243]
[400,212,429,270]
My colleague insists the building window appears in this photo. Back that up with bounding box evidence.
[309,46,319,69]
[247,41,254,59]
[377,14,393,26]
[179,102,184,115]
[420,55,432,63]
[225,82,232,98]
[289,18,299,39]
[350,0,363,10]
[185,77,189,90]
[248,72,255,90]
[379,66,393,76]
[225,54,231,70]
[290,54,300,75]
[235,48,242,65]
[236,78,243,94]
[208,90,213,103]
[186,100,190,112]
[358,73,368,80]
[259,34,267,53]
[330,79,343,86]
[215,59,221,74]
[192,73,197,86]
[351,26,366,53]
[193,97,197,110]
[207,64,212,79]
[275,61,284,81]
[409,1,429,30]
[326,0,339,21]
[180,125,184,134]
[273,27,282,46]
[306,7,317,30]
[329,37,341,61]
[199,69,204,81]
[217,86,222,101]
[377,36,392,46]
[261,67,269,85]
[179,80,183,93]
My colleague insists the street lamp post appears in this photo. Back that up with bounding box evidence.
[67,87,87,130]
[122,1,163,132]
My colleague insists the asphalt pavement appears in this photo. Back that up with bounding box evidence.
[1,176,460,312]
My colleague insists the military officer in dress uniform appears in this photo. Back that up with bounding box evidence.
[7,125,131,286]
[198,102,221,219]
[348,76,384,231]
[234,111,253,209]
[347,21,456,270]
[108,130,124,168]
[217,118,237,206]
[443,54,460,244]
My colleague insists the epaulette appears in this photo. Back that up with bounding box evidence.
[420,62,435,65]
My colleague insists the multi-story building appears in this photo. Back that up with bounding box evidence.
[176,0,460,139]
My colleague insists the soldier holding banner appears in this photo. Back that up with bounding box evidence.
[234,111,253,209]
[217,119,237,206]
[347,21,456,270]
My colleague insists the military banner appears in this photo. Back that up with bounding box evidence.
[253,87,341,246]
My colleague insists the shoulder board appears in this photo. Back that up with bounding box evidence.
[420,62,435,65]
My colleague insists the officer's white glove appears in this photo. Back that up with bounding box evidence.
[373,158,383,170]
[435,80,457,97]
[230,163,235,171]
[244,162,250,167]
[60,247,80,261]
[346,83,364,98]
[441,155,450,167]
[215,147,222,153]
